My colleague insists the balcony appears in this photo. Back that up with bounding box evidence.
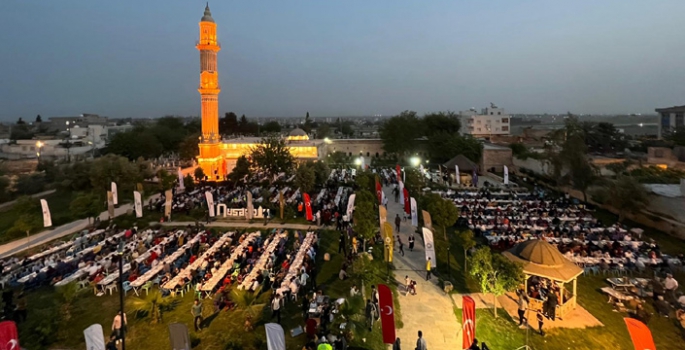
[196,40,221,49]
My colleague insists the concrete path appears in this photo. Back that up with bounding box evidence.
[157,221,316,231]
[0,195,159,259]
[0,189,57,211]
[383,185,462,349]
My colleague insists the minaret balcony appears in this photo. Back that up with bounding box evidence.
[198,87,221,95]
[196,41,221,51]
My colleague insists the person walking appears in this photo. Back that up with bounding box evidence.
[271,294,282,323]
[191,299,203,331]
[415,331,427,350]
[517,295,528,326]
[397,235,405,256]
[111,311,127,340]
[393,186,399,203]
[425,257,432,280]
[408,234,415,252]
[365,299,376,331]
[536,310,545,336]
[338,232,347,255]
[395,214,401,233]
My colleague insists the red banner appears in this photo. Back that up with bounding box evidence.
[395,164,401,181]
[303,193,313,221]
[375,177,382,203]
[378,284,396,344]
[624,318,656,350]
[462,296,476,350]
[0,321,20,350]
[403,188,410,214]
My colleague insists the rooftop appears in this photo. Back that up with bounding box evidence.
[655,105,685,113]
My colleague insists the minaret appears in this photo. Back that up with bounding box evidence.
[197,3,223,180]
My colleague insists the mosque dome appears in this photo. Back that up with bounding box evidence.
[201,3,215,23]
[287,128,309,141]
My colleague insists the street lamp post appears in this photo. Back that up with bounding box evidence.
[35,141,43,162]
[65,121,71,163]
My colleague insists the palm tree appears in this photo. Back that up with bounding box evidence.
[231,287,269,331]
[128,291,173,324]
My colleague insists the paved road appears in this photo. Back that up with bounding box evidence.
[383,185,462,349]
[0,195,159,259]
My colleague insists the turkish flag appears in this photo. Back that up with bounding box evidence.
[0,321,20,350]
[303,193,313,221]
[462,296,476,349]
[395,164,401,181]
[378,284,396,344]
[624,318,656,350]
[375,177,382,203]
[403,188,410,214]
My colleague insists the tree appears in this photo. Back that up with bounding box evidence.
[69,192,102,224]
[227,155,252,185]
[261,121,281,133]
[183,174,195,192]
[316,123,331,139]
[194,167,206,181]
[89,155,141,195]
[353,190,377,251]
[469,247,524,318]
[295,162,316,195]
[107,129,163,160]
[14,174,46,196]
[379,111,423,155]
[35,115,42,123]
[231,287,269,330]
[16,117,26,125]
[425,193,459,277]
[220,112,239,135]
[156,169,176,191]
[594,175,649,222]
[423,111,460,137]
[12,198,42,239]
[427,133,483,164]
[179,133,200,161]
[250,136,294,181]
[454,230,476,271]
[310,161,330,187]
[0,176,10,202]
[57,161,93,192]
[302,112,313,133]
[402,167,425,195]
[665,126,685,147]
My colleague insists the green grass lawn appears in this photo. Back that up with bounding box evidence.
[17,228,401,350]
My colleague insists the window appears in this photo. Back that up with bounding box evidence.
[375,152,379,158]
[661,113,671,127]
[348,152,352,156]
[676,113,684,127]
[502,126,509,132]
[502,118,509,123]
[366,152,370,157]
[498,112,501,115]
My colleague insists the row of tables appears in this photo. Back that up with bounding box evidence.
[277,232,315,297]
[199,232,261,295]
[238,231,287,290]
[162,231,234,290]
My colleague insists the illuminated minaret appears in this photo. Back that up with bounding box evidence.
[196,3,223,180]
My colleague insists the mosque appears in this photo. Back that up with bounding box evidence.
[195,4,323,180]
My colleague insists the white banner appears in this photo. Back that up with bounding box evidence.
[246,191,254,220]
[504,165,509,185]
[164,189,173,219]
[84,323,105,350]
[265,323,286,350]
[399,181,404,204]
[133,191,143,218]
[455,165,460,184]
[422,227,436,268]
[178,167,185,190]
[410,197,418,227]
[205,191,215,217]
[40,199,52,227]
[111,182,118,205]
[346,193,356,217]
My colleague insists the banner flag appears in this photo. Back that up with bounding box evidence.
[379,205,387,228]
[360,156,365,169]
[40,199,52,227]
[403,188,410,214]
[178,167,185,190]
[462,296,476,350]
[134,191,143,218]
[106,191,115,219]
[111,182,118,205]
[503,165,509,185]
[168,323,191,350]
[279,191,285,220]
[164,189,173,219]
[398,181,405,204]
[624,318,656,350]
[265,323,286,350]
[395,164,401,181]
[205,191,215,217]
[378,284,396,344]
[472,168,478,187]
[84,323,105,350]
[422,227,436,268]
[246,191,254,220]
[455,165,460,184]
[346,194,356,217]
[422,210,432,229]
[375,176,382,203]
[419,164,425,175]
[410,197,418,227]
[0,321,20,350]
[303,193,313,221]
[383,222,394,263]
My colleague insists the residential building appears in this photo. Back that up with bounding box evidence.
[655,105,685,139]
[460,103,511,137]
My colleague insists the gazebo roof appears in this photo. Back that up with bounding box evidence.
[502,239,583,283]
[443,154,478,172]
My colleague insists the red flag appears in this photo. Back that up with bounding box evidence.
[462,296,476,349]
[0,321,20,350]
[403,188,410,214]
[378,284,396,344]
[375,177,382,203]
[624,318,656,350]
[395,164,401,181]
[303,193,313,221]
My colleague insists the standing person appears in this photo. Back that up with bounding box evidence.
[664,274,679,301]
[191,299,203,331]
[404,275,411,295]
[316,210,321,226]
[408,234,415,252]
[518,295,529,326]
[351,236,358,255]
[536,310,545,336]
[338,233,347,255]
[415,331,427,350]
[395,214,401,232]
[393,186,400,203]
[547,289,558,321]
[425,257,432,280]
[14,293,27,323]
[111,311,127,340]
[397,235,405,256]
[393,337,401,350]
[365,299,376,331]
[271,294,282,323]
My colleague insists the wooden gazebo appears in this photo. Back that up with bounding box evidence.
[503,239,584,318]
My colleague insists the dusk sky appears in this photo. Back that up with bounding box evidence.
[1,0,684,121]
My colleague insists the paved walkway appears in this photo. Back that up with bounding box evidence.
[0,189,56,210]
[383,185,462,349]
[157,221,316,230]
[0,194,160,259]
[498,292,603,330]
